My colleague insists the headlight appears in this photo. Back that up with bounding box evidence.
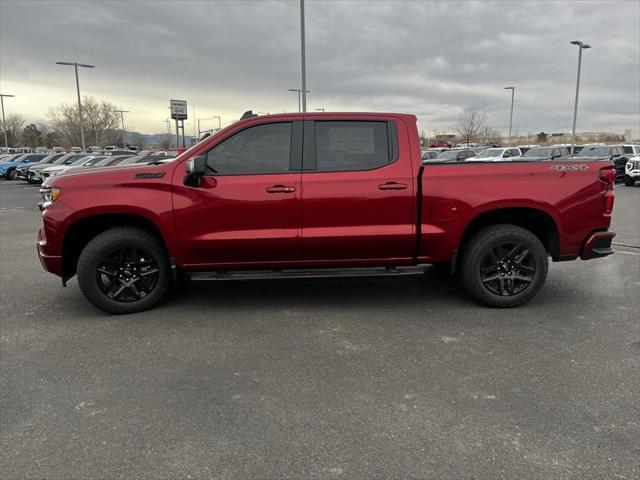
[40,187,61,209]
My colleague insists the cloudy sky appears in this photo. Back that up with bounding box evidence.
[1,0,638,138]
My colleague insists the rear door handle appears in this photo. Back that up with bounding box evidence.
[266,185,296,193]
[378,182,408,191]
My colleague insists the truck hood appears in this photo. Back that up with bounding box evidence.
[43,161,175,187]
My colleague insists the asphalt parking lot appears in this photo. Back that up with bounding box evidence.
[1,181,639,479]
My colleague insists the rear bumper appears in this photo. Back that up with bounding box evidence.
[581,230,615,260]
[37,227,63,276]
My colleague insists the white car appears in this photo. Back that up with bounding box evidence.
[625,155,640,186]
[41,155,105,180]
[467,147,522,162]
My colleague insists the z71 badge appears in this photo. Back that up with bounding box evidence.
[550,164,588,171]
[134,172,166,179]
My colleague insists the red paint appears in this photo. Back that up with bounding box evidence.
[38,113,614,278]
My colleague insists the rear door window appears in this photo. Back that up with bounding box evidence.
[313,121,394,172]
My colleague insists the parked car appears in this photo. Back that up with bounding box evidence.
[41,155,106,179]
[91,155,137,167]
[552,144,585,155]
[421,149,439,161]
[467,147,522,162]
[433,148,476,162]
[622,144,640,157]
[28,153,89,183]
[517,145,540,155]
[624,155,640,186]
[38,112,616,314]
[104,149,137,156]
[577,145,630,181]
[519,146,570,161]
[16,153,67,181]
[0,153,49,179]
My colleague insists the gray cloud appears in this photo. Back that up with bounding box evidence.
[1,0,638,136]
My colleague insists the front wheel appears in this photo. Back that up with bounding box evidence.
[77,227,170,314]
[8,169,18,180]
[624,175,635,186]
[460,225,548,308]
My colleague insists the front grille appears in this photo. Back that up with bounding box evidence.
[633,160,640,170]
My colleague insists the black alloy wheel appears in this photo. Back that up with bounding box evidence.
[77,227,170,314]
[479,242,536,296]
[460,224,548,308]
[96,246,160,302]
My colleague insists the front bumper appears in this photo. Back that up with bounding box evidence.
[581,230,615,260]
[37,227,63,276]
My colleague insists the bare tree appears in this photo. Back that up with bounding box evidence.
[158,134,173,149]
[454,107,488,145]
[1,113,26,147]
[48,97,122,147]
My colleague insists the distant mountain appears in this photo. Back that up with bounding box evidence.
[124,131,194,148]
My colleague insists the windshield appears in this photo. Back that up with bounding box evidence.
[580,146,612,157]
[116,156,146,165]
[476,148,503,158]
[83,156,107,166]
[524,148,553,157]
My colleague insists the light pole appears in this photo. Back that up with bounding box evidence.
[570,40,591,155]
[115,110,129,148]
[197,116,221,138]
[504,86,515,147]
[288,88,310,112]
[0,93,15,150]
[56,61,94,151]
[300,0,307,112]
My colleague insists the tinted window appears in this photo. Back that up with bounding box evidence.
[206,122,292,175]
[622,146,633,154]
[314,121,391,172]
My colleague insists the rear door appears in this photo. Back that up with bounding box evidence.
[299,118,416,262]
[172,120,303,266]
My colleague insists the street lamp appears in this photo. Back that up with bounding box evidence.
[504,86,515,147]
[115,110,130,148]
[197,116,221,138]
[569,40,591,155]
[56,61,94,151]
[288,88,310,113]
[300,0,307,112]
[0,93,15,150]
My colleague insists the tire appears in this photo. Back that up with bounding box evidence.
[7,169,17,180]
[460,224,548,308]
[624,175,635,186]
[77,227,170,314]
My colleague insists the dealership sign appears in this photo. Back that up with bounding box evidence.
[170,99,188,120]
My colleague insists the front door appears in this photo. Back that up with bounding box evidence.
[172,121,302,267]
[300,119,416,263]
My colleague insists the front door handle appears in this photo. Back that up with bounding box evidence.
[266,185,296,194]
[378,182,408,191]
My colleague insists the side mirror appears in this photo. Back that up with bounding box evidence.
[456,152,465,161]
[183,156,206,187]
[611,153,620,158]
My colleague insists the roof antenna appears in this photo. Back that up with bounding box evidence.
[240,110,258,120]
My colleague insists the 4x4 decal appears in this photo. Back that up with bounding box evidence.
[550,164,588,171]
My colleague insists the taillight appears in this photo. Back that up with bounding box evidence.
[599,166,615,216]
[599,167,615,188]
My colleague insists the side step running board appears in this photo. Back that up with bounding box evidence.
[190,266,428,281]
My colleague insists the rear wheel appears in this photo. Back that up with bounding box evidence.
[624,175,635,186]
[77,227,170,314]
[8,169,17,180]
[460,225,548,308]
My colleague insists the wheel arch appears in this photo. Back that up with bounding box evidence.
[61,212,170,280]
[458,207,560,263]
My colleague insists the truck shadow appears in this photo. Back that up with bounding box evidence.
[163,267,466,312]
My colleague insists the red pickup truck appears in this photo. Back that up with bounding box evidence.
[38,112,616,314]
